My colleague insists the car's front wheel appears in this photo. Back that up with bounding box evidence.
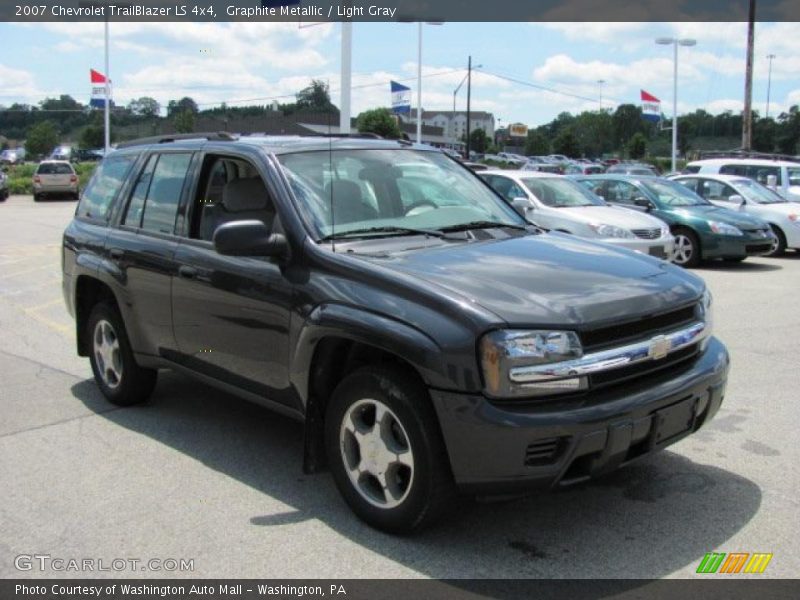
[88,302,157,406]
[671,228,701,267]
[765,225,787,257]
[325,365,455,533]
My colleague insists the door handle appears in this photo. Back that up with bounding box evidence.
[178,266,197,279]
[109,248,123,259]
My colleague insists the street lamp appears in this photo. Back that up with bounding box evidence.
[766,53,776,119]
[414,22,443,144]
[656,37,696,173]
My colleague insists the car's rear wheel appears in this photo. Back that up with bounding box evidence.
[88,302,157,406]
[33,193,41,202]
[765,225,787,257]
[324,365,455,533]
[671,228,701,268]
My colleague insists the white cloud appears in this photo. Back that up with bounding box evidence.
[0,64,43,103]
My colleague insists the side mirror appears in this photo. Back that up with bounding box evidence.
[213,220,289,259]
[728,194,745,207]
[511,197,534,219]
[634,197,654,210]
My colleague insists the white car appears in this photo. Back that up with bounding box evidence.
[685,158,800,202]
[480,170,674,259]
[671,173,800,256]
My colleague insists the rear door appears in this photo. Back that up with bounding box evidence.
[106,150,195,357]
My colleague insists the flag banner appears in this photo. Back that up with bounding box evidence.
[391,81,411,114]
[90,69,112,109]
[641,89,661,122]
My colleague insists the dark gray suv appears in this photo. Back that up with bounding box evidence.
[62,133,729,532]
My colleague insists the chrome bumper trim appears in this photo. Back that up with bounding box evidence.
[509,321,708,384]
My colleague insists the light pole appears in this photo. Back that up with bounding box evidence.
[656,37,696,173]
[340,22,352,134]
[766,53,776,119]
[413,22,443,144]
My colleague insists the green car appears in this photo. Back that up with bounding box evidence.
[573,175,775,267]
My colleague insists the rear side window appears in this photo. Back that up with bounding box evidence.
[76,154,137,221]
[37,163,74,175]
[124,153,192,235]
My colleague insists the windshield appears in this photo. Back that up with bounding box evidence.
[521,177,605,207]
[277,149,524,239]
[731,178,787,204]
[643,179,711,207]
[787,167,800,187]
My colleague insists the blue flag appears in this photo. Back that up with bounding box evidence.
[391,81,411,114]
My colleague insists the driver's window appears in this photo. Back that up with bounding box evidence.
[702,180,734,201]
[606,181,637,205]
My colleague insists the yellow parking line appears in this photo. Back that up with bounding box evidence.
[24,298,64,312]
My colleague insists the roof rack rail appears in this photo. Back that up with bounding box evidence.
[116,132,237,149]
[699,149,800,162]
[303,132,384,140]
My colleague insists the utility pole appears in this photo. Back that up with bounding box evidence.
[104,19,110,153]
[465,55,472,159]
[766,53,776,119]
[742,0,756,150]
[597,79,605,111]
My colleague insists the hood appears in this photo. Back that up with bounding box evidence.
[358,233,703,327]
[558,205,665,228]
[669,204,768,229]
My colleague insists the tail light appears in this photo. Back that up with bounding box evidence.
[70,175,78,183]
[33,175,41,183]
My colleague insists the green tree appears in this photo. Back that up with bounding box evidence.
[25,120,59,157]
[464,128,490,153]
[128,97,161,118]
[524,129,550,155]
[173,110,195,134]
[612,104,645,150]
[356,108,401,138]
[627,132,647,159]
[552,127,581,158]
[79,122,104,149]
[168,97,198,116]
[295,79,336,113]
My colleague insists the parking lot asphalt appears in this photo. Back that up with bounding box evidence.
[0,193,798,580]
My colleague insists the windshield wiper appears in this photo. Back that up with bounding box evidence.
[440,220,528,232]
[319,225,449,242]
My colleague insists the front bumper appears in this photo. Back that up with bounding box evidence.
[601,236,675,259]
[702,231,775,259]
[431,336,729,494]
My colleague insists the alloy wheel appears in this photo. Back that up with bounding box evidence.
[93,319,123,389]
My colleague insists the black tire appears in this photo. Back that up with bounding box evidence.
[324,365,455,533]
[87,302,157,406]
[765,225,787,257]
[33,193,41,202]
[671,227,701,268]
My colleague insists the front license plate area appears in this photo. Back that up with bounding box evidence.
[653,397,696,446]
[648,246,666,258]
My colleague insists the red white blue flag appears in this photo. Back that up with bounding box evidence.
[641,90,661,122]
[90,69,112,109]
[391,81,411,114]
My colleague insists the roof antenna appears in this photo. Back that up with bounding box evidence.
[327,107,335,253]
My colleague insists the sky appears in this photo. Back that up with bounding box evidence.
[1,21,799,128]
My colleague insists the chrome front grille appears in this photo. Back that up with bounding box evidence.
[631,228,661,240]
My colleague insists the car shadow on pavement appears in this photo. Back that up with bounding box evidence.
[697,260,782,272]
[72,372,761,587]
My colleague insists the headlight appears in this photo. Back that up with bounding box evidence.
[588,223,635,239]
[700,289,714,349]
[660,225,671,238]
[480,330,584,398]
[708,221,743,236]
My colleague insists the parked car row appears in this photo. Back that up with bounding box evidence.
[479,168,786,268]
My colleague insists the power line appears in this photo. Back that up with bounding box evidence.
[479,68,625,107]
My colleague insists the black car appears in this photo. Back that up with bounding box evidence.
[62,133,729,533]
